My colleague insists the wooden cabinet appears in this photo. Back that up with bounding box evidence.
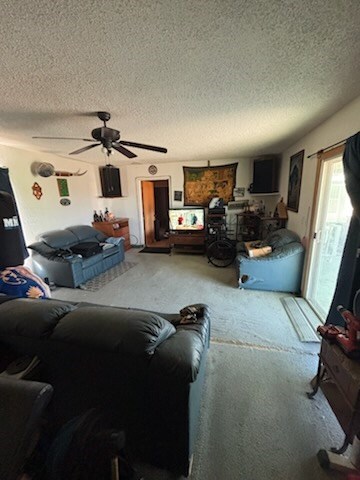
[169,231,206,254]
[309,338,360,451]
[92,218,131,251]
[236,213,287,241]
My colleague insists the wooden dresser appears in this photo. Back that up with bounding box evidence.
[309,337,360,453]
[92,218,131,251]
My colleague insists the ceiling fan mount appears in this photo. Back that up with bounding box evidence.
[97,111,111,124]
[33,111,167,159]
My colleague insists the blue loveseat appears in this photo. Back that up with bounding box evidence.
[236,229,305,293]
[28,225,125,288]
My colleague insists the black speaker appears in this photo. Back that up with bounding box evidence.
[252,157,280,194]
[99,166,122,197]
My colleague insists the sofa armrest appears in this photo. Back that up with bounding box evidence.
[149,304,210,383]
[238,242,304,264]
[30,252,84,288]
[236,243,305,292]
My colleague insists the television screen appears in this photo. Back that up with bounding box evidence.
[169,208,205,231]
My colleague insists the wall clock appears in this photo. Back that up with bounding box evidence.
[148,165,157,175]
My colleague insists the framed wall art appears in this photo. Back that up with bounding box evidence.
[174,190,182,201]
[287,150,304,212]
[57,178,69,197]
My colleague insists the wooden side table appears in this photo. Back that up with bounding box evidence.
[235,213,287,241]
[92,218,131,251]
[308,338,360,454]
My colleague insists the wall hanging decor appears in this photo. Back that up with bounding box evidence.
[233,187,245,197]
[183,163,238,206]
[174,190,182,201]
[31,161,87,177]
[32,182,43,200]
[57,178,69,197]
[287,150,304,212]
[60,198,71,206]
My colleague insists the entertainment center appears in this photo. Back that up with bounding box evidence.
[169,230,206,253]
[168,207,206,253]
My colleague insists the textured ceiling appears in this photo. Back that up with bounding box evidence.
[0,0,360,165]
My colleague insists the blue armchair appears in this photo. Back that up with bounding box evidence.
[236,229,305,293]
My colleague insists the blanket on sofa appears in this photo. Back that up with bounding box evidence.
[0,266,50,298]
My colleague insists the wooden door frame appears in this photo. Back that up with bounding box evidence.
[136,176,172,246]
[302,145,345,297]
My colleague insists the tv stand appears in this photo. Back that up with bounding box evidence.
[169,231,206,254]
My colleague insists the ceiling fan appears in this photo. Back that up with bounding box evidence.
[33,111,168,159]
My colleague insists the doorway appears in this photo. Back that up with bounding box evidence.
[306,156,353,320]
[141,180,170,248]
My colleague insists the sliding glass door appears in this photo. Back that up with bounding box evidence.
[307,156,352,320]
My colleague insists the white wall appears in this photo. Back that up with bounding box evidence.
[110,158,255,245]
[279,95,360,240]
[0,145,106,244]
[5,93,358,251]
[0,143,264,248]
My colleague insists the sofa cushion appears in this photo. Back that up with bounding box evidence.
[52,306,176,355]
[265,229,300,249]
[67,225,107,243]
[27,241,57,259]
[0,298,76,338]
[40,230,78,249]
[81,254,103,268]
[70,242,102,258]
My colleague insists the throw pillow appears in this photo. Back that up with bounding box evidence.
[244,241,272,258]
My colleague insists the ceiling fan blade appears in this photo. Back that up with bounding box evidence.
[69,143,101,155]
[112,143,137,159]
[120,140,167,153]
[33,136,96,142]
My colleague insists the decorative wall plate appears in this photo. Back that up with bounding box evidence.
[148,164,158,175]
[60,198,71,206]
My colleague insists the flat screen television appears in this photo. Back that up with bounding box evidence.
[169,208,205,231]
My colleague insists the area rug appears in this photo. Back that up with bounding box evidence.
[139,247,171,254]
[79,261,137,291]
[137,343,342,480]
[281,296,321,343]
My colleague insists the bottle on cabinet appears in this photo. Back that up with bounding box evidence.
[98,210,104,222]
[93,210,100,223]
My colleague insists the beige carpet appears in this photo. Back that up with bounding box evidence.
[52,250,343,479]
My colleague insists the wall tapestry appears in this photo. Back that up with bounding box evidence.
[183,163,238,206]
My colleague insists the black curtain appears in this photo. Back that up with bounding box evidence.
[326,132,360,325]
[0,167,29,262]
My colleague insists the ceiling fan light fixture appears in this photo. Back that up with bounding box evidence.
[32,111,167,159]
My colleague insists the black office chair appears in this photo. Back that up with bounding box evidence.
[0,377,53,480]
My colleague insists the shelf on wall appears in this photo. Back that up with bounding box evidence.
[250,192,280,196]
